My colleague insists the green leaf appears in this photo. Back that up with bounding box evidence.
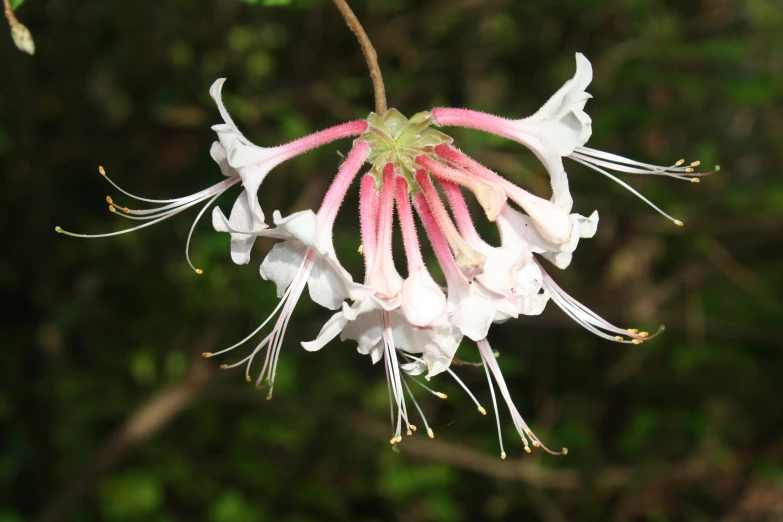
[10,0,25,10]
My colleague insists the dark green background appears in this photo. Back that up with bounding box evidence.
[2,0,782,520]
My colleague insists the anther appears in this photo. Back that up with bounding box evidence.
[478,406,487,415]
[690,161,700,167]
[524,446,531,454]
[685,167,694,173]
[123,207,129,213]
[109,205,116,213]
[500,452,506,460]
[410,425,417,432]
[674,220,684,227]
[715,165,721,172]
[532,440,541,447]
[265,393,272,401]
[562,448,569,456]
[201,352,212,358]
[675,159,685,166]
[195,269,203,275]
[525,429,532,436]
[390,438,396,445]
[219,364,228,370]
[55,226,63,233]
[614,336,624,341]
[435,392,448,399]
[358,244,363,255]
[427,428,434,439]
[631,339,643,345]
[690,178,700,183]
[627,328,639,334]
[99,166,106,176]
[406,430,412,436]
[105,196,113,204]
[639,332,649,338]
[245,376,251,382]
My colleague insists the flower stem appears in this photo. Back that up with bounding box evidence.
[4,0,17,26]
[331,0,387,115]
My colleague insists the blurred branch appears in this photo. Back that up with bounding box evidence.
[331,0,386,114]
[36,324,221,522]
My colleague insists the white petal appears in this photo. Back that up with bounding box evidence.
[342,312,384,355]
[307,256,357,310]
[301,308,350,352]
[400,360,427,376]
[260,241,307,297]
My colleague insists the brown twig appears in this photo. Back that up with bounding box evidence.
[3,0,17,25]
[331,0,387,114]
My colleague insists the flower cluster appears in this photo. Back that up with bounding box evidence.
[58,53,714,458]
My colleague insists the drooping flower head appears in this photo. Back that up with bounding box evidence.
[59,52,715,458]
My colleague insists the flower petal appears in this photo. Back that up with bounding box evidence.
[260,240,308,297]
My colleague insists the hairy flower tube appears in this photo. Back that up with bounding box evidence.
[59,53,714,458]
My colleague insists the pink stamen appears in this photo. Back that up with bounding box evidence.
[434,145,571,245]
[431,108,518,140]
[440,181,484,247]
[359,175,380,276]
[269,120,369,167]
[414,169,486,278]
[412,194,463,282]
[395,177,426,275]
[415,155,506,221]
[317,140,370,229]
[368,163,403,300]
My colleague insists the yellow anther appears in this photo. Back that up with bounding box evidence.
[615,336,624,341]
[427,428,434,439]
[201,352,212,358]
[435,392,448,399]
[123,207,129,213]
[675,159,685,166]
[357,244,363,255]
[99,166,106,176]
[265,393,272,401]
[639,331,649,338]
[106,196,113,204]
[195,269,203,275]
[406,430,412,436]
[632,339,643,345]
[690,178,700,183]
[674,220,684,227]
[685,167,694,173]
[524,446,531,454]
[410,425,417,432]
[525,429,532,435]
[478,406,487,416]
[245,376,251,382]
[562,448,569,455]
[109,205,116,213]
[532,440,541,447]
[219,364,228,370]
[396,435,403,443]
[690,161,700,167]
[500,452,507,460]
[627,328,639,334]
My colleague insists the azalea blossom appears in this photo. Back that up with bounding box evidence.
[60,51,712,457]
[56,78,369,271]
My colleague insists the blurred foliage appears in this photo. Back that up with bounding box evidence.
[1,0,782,521]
